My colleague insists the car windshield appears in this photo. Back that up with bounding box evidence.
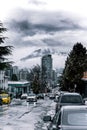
[2,96,8,98]
[1,95,9,98]
[61,95,82,103]
[63,110,87,126]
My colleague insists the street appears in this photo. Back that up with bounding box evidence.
[0,97,56,130]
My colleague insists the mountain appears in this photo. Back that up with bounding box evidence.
[20,48,67,61]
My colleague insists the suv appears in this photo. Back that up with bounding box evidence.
[55,92,84,113]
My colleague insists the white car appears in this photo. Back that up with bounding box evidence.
[26,93,37,103]
[43,105,87,130]
[21,93,28,100]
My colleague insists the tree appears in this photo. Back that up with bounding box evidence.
[32,74,40,94]
[11,74,18,81]
[0,22,12,70]
[61,43,87,93]
[27,65,41,94]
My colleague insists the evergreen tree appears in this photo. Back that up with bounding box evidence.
[27,65,41,94]
[0,22,12,70]
[61,43,87,93]
[11,74,18,81]
[32,75,40,94]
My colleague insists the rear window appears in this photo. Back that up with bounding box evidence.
[0,94,9,98]
[63,110,87,126]
[61,95,82,103]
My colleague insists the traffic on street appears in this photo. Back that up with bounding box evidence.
[0,91,87,130]
[0,95,56,130]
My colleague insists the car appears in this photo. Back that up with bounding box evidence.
[0,96,3,105]
[0,93,11,104]
[55,92,84,113]
[26,93,37,103]
[37,93,44,99]
[43,105,87,130]
[21,93,28,100]
[49,94,55,100]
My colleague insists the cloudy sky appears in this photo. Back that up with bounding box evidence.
[1,0,87,69]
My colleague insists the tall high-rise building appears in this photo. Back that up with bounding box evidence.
[12,66,19,79]
[19,68,28,80]
[41,54,52,91]
[0,71,8,89]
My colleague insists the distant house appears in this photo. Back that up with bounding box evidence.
[0,71,8,90]
[8,81,30,97]
[82,71,87,97]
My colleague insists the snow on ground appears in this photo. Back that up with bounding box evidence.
[0,97,56,130]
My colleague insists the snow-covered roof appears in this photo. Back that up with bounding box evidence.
[8,81,30,87]
[8,81,29,84]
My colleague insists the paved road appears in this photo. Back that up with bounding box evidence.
[0,97,56,130]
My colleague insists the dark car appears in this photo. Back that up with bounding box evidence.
[0,96,2,105]
[37,93,44,99]
[55,92,84,113]
[43,105,87,130]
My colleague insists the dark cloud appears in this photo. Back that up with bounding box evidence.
[20,48,68,61]
[6,9,84,48]
[9,15,81,35]
[9,20,36,36]
[42,39,63,46]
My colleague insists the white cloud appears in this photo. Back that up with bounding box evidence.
[1,0,87,20]
[22,32,52,41]
[52,54,67,69]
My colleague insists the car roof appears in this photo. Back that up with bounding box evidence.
[61,92,81,96]
[61,105,87,112]
[21,93,27,95]
[28,93,36,96]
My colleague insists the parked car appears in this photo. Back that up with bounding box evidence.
[43,105,87,130]
[0,96,3,105]
[21,93,28,100]
[49,93,55,100]
[37,93,44,99]
[55,92,84,113]
[0,93,11,104]
[26,93,37,103]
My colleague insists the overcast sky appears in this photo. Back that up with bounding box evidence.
[1,0,87,69]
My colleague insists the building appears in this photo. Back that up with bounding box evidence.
[5,66,19,80]
[12,66,19,79]
[5,66,13,80]
[52,70,57,87]
[41,54,52,91]
[0,71,8,90]
[19,68,28,80]
[8,81,30,97]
